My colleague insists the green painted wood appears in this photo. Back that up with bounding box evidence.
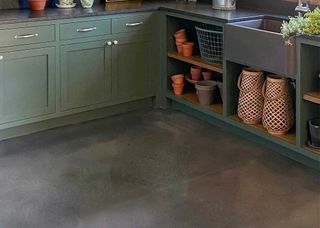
[111,13,152,34]
[60,19,111,40]
[60,39,112,111]
[112,35,154,101]
[0,98,153,141]
[0,47,56,123]
[297,40,320,147]
[0,25,55,48]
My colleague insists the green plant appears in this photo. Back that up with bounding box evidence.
[303,7,320,35]
[281,7,320,45]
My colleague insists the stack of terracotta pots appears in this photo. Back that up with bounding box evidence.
[173,29,194,57]
[171,74,185,95]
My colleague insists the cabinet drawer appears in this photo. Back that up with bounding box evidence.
[0,25,55,47]
[60,19,111,40]
[112,14,152,34]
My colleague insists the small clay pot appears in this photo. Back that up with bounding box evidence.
[190,66,202,81]
[174,29,187,41]
[175,37,187,44]
[171,74,184,84]
[172,83,184,96]
[176,43,183,54]
[28,0,46,10]
[182,42,194,57]
[202,70,212,80]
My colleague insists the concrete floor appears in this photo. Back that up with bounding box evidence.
[0,110,319,228]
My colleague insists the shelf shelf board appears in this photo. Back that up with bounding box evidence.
[230,114,296,145]
[167,52,223,74]
[304,146,320,155]
[167,91,223,115]
[303,91,320,105]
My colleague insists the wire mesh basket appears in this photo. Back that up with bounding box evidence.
[195,25,223,64]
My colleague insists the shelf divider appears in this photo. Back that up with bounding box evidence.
[167,51,223,74]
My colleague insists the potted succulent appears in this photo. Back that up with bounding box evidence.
[28,0,46,10]
[80,0,94,8]
[281,7,320,45]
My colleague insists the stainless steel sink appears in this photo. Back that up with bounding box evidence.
[224,17,296,77]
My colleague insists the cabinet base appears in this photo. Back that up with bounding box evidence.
[0,98,153,141]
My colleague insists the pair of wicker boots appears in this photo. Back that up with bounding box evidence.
[237,68,294,135]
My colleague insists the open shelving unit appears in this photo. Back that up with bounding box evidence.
[163,14,319,169]
[167,52,223,74]
[229,115,296,145]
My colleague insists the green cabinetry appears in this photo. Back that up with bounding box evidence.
[60,40,112,110]
[112,35,154,100]
[0,47,56,123]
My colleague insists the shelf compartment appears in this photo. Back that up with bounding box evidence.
[167,91,223,115]
[167,52,223,74]
[230,114,296,145]
[303,91,320,105]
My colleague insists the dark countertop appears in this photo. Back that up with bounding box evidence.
[0,0,288,25]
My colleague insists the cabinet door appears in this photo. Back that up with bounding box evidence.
[60,40,111,111]
[0,47,56,124]
[112,35,154,101]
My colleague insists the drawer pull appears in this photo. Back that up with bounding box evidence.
[76,27,97,32]
[14,33,39,39]
[0,56,3,60]
[125,22,144,27]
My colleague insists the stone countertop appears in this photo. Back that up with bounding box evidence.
[0,0,289,25]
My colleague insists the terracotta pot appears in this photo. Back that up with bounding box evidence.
[176,43,183,54]
[190,66,202,81]
[175,37,187,44]
[28,0,46,10]
[202,70,212,80]
[172,83,184,96]
[171,74,184,84]
[174,29,187,41]
[182,42,194,57]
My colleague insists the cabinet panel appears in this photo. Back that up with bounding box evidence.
[112,36,154,100]
[0,25,55,48]
[60,19,111,40]
[60,40,111,111]
[0,47,56,123]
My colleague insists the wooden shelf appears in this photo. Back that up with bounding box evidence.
[303,91,320,105]
[167,52,223,74]
[230,114,296,145]
[167,91,223,114]
[304,146,320,155]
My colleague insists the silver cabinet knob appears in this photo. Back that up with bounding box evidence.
[0,56,3,60]
[106,41,112,46]
[113,40,118,45]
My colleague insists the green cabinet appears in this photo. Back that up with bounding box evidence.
[0,47,56,124]
[112,35,154,101]
[60,40,112,111]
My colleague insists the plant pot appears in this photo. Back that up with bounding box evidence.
[171,74,184,84]
[175,37,187,44]
[172,83,184,96]
[182,42,194,57]
[195,80,218,105]
[176,43,183,54]
[308,118,320,148]
[174,29,187,41]
[190,66,202,81]
[28,0,46,10]
[202,70,212,80]
[80,0,94,8]
[217,81,223,102]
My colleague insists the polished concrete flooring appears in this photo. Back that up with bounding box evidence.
[0,110,319,228]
